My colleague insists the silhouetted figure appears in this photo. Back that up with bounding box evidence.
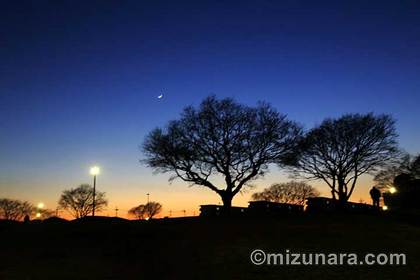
[23,214,30,224]
[369,187,381,208]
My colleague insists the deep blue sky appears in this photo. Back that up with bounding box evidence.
[1,0,419,215]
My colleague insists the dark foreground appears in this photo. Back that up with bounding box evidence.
[0,214,419,280]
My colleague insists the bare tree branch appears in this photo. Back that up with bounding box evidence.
[58,184,108,219]
[142,96,302,211]
[252,181,320,206]
[289,113,400,205]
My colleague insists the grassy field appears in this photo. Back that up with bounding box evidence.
[0,214,419,280]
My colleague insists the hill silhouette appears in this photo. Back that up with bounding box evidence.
[0,214,419,279]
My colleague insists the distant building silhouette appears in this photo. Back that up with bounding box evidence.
[248,201,303,216]
[199,201,303,217]
[306,197,379,213]
[199,197,385,217]
[199,205,246,217]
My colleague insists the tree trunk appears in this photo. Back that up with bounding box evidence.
[337,184,347,211]
[338,193,347,205]
[336,180,348,210]
[221,192,233,215]
[331,190,336,200]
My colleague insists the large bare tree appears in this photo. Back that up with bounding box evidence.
[290,113,399,206]
[252,181,319,206]
[143,96,302,212]
[58,184,108,219]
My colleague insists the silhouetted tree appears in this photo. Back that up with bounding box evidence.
[374,153,420,190]
[144,201,162,219]
[252,181,319,206]
[128,202,162,220]
[143,96,302,212]
[128,204,146,220]
[412,156,420,178]
[290,113,399,206]
[58,184,108,219]
[0,199,34,221]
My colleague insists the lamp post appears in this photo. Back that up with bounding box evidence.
[147,193,150,204]
[90,166,100,216]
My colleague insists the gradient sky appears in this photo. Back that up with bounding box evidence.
[1,0,420,218]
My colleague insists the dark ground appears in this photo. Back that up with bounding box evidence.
[0,214,419,280]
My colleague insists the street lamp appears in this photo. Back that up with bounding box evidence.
[90,166,100,216]
[389,187,397,194]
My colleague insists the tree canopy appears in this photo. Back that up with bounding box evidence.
[374,153,420,190]
[143,96,302,211]
[252,181,319,206]
[290,113,400,204]
[128,204,146,220]
[128,202,162,220]
[58,184,108,219]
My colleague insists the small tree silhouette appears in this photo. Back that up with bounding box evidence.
[58,184,107,219]
[128,204,146,220]
[374,153,420,190]
[144,202,162,219]
[0,198,34,221]
[252,181,319,206]
[128,202,162,220]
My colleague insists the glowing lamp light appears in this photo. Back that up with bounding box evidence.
[389,187,397,194]
[382,205,389,211]
[36,213,41,218]
[90,166,100,176]
[37,202,44,209]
